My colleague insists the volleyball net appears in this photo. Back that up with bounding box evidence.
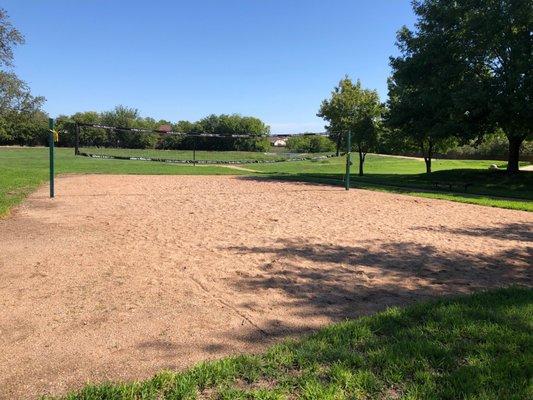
[74,122,336,164]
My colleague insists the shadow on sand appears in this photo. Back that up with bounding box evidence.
[213,233,532,345]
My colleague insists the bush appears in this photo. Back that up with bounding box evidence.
[0,112,48,146]
[444,132,533,161]
[286,135,335,153]
[377,129,533,162]
[122,132,158,149]
[157,135,183,150]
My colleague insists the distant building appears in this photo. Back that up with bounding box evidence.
[157,124,173,133]
[268,133,329,147]
[269,135,290,147]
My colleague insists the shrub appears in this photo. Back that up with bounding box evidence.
[445,132,533,161]
[157,135,183,150]
[286,135,335,153]
[0,112,48,146]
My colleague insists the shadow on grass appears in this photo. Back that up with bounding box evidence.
[243,169,533,201]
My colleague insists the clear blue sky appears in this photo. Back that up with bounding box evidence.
[4,0,416,133]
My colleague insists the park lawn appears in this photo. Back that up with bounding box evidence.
[50,287,532,400]
[1,147,532,216]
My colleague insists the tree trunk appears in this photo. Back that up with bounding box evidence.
[424,157,431,174]
[358,147,365,176]
[506,136,522,174]
[335,134,341,156]
[421,140,433,174]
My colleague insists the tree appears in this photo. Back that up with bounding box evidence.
[0,8,24,68]
[100,105,158,149]
[394,0,532,174]
[0,71,46,146]
[0,72,45,116]
[192,114,270,151]
[318,77,383,176]
[388,9,468,174]
[286,135,335,153]
[56,111,104,148]
[174,120,196,133]
[0,8,46,146]
[377,107,419,155]
[387,66,457,174]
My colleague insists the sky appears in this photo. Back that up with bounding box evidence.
[4,0,416,134]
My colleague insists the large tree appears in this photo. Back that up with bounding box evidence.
[0,8,24,68]
[0,9,46,146]
[0,71,45,116]
[191,114,270,151]
[387,41,459,174]
[318,78,383,176]
[99,105,159,149]
[392,0,532,174]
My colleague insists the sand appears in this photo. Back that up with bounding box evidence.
[0,175,531,399]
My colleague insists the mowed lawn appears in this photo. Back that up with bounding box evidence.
[0,147,532,216]
[51,287,532,400]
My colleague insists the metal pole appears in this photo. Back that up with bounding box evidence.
[49,118,55,198]
[75,122,80,155]
[193,136,196,165]
[345,131,351,190]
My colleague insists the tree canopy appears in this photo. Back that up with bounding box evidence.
[52,108,271,152]
[286,135,335,153]
[318,77,383,175]
[0,8,24,68]
[388,0,532,174]
[0,9,47,145]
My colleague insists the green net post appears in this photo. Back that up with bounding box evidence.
[49,118,55,198]
[74,122,80,155]
[345,131,351,190]
[193,136,197,165]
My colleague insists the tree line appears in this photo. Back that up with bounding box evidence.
[318,0,531,175]
[55,108,271,152]
[285,134,335,153]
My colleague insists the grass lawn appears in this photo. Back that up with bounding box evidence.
[1,147,532,216]
[49,287,532,399]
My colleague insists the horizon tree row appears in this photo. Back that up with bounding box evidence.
[54,107,272,152]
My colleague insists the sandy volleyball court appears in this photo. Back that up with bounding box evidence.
[0,175,531,398]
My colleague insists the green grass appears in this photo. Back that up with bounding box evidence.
[49,287,533,399]
[1,147,532,216]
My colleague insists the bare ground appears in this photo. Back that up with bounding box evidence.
[0,175,531,399]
